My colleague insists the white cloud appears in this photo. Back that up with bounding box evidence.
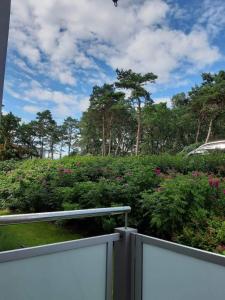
[137,0,169,26]
[197,0,225,37]
[109,28,220,82]
[23,105,40,114]
[154,97,171,106]
[6,78,88,119]
[6,0,223,119]
[9,0,221,85]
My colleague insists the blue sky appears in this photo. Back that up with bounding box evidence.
[3,0,225,123]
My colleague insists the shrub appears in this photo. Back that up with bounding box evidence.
[1,154,225,252]
[142,173,225,251]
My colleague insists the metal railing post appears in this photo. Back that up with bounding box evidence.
[114,227,137,300]
[0,0,11,123]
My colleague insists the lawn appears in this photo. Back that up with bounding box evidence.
[0,221,81,252]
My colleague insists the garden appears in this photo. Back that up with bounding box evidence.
[0,154,225,255]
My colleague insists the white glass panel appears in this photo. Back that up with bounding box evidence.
[0,244,106,300]
[143,243,225,300]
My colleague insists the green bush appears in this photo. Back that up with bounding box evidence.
[0,154,225,253]
[142,173,225,250]
[0,159,20,173]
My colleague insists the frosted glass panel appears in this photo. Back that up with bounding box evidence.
[143,243,225,300]
[0,244,106,300]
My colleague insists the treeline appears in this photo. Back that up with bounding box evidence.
[0,111,79,159]
[1,69,225,159]
[80,69,225,156]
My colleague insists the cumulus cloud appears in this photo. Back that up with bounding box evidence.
[137,0,169,26]
[197,0,225,37]
[9,0,221,82]
[6,0,223,118]
[6,78,89,120]
[23,105,40,114]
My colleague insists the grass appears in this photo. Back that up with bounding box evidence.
[0,221,81,252]
[0,209,10,216]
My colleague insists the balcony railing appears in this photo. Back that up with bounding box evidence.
[0,206,225,300]
[0,206,131,226]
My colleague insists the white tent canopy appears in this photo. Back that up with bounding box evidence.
[188,140,225,155]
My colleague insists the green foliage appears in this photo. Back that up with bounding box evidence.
[2,70,225,158]
[142,173,225,251]
[179,143,202,154]
[0,154,225,253]
[62,117,79,155]
[0,159,20,172]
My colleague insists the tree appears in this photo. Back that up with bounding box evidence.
[17,121,38,157]
[48,123,60,159]
[189,71,225,143]
[142,103,174,154]
[89,84,125,156]
[116,69,157,155]
[79,110,102,155]
[57,125,67,158]
[2,69,225,160]
[0,112,21,159]
[189,85,206,143]
[35,110,56,158]
[171,92,189,108]
[62,117,79,155]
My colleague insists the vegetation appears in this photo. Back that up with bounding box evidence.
[0,155,225,254]
[1,70,225,159]
[0,111,79,160]
[1,68,225,253]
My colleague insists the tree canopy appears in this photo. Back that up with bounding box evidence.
[1,69,225,159]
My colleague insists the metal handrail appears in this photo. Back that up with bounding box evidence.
[0,206,131,227]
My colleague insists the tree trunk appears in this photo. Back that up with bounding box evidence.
[68,128,73,156]
[41,139,44,158]
[108,116,113,156]
[68,143,71,156]
[115,139,120,156]
[68,135,72,156]
[51,144,54,159]
[108,130,112,156]
[205,118,213,143]
[102,114,106,156]
[59,143,63,159]
[195,119,201,143]
[135,100,141,156]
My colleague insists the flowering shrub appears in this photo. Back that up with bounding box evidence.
[0,154,225,252]
[208,177,220,188]
[154,167,161,175]
[142,174,225,251]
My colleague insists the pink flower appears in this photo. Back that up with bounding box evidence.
[223,190,225,195]
[58,168,73,174]
[63,169,73,174]
[208,178,220,188]
[217,245,225,252]
[154,168,161,175]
